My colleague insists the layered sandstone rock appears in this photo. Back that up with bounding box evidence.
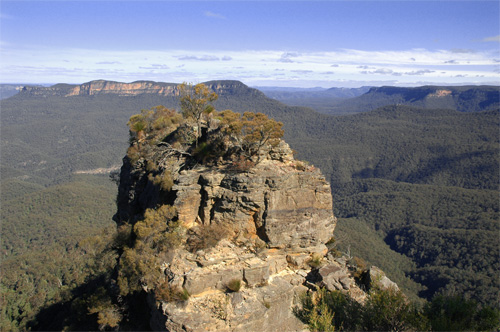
[19,79,255,98]
[113,118,396,331]
[171,158,335,250]
[66,80,179,96]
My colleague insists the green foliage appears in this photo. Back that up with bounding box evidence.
[134,205,180,249]
[307,253,324,269]
[127,105,182,143]
[298,287,426,332]
[118,205,181,296]
[126,106,183,163]
[363,286,428,331]
[297,288,340,332]
[424,295,500,331]
[2,82,498,330]
[298,287,500,332]
[230,155,256,172]
[217,110,284,160]
[155,283,190,302]
[226,279,242,293]
[117,245,158,296]
[350,256,367,281]
[240,111,284,156]
[151,171,174,192]
[1,176,116,257]
[179,83,218,121]
[333,179,499,307]
[333,217,424,302]
[192,141,224,164]
[87,287,122,330]
[179,83,218,145]
[1,226,118,331]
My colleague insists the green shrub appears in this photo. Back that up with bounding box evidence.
[296,289,335,332]
[351,256,367,281]
[296,287,428,331]
[155,284,190,302]
[152,171,174,191]
[226,279,242,292]
[126,145,142,164]
[186,223,230,253]
[307,253,323,269]
[363,286,428,331]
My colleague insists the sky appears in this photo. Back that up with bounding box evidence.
[0,0,499,88]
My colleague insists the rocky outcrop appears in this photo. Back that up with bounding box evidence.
[171,158,335,249]
[113,108,398,331]
[363,266,399,292]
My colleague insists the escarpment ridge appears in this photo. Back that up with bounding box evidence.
[17,79,258,98]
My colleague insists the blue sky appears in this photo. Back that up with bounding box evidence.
[1,1,499,87]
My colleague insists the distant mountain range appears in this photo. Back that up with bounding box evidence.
[257,85,371,98]
[259,84,500,115]
[3,81,498,115]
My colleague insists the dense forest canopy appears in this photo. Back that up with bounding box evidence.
[0,81,498,330]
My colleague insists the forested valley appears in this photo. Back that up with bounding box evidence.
[0,81,498,330]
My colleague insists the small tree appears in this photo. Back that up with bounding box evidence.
[179,83,218,146]
[217,110,284,162]
[240,112,284,159]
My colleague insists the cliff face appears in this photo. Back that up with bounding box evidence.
[113,105,395,331]
[66,80,179,96]
[18,80,254,98]
[117,142,334,250]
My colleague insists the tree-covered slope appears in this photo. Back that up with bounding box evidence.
[0,174,117,330]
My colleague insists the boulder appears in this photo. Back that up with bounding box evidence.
[318,263,353,291]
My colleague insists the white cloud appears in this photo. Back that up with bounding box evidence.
[139,64,169,70]
[1,46,498,87]
[96,61,121,65]
[278,52,301,63]
[177,55,220,61]
[405,69,435,75]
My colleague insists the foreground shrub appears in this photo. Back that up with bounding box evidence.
[363,286,427,331]
[186,223,230,253]
[226,279,242,293]
[155,283,190,302]
[307,253,324,269]
[296,287,500,331]
[296,287,427,331]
